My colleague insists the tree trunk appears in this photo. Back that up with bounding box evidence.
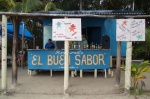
[11,17,20,87]
[115,41,121,86]
[80,0,82,10]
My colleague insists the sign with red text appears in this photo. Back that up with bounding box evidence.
[116,19,145,41]
[52,18,81,41]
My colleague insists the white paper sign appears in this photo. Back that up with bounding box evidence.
[52,18,81,41]
[131,19,145,41]
[116,19,145,41]
[116,19,131,41]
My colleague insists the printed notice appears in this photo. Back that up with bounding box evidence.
[52,18,81,41]
[116,19,145,41]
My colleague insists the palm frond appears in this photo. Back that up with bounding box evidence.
[136,60,150,68]
[44,2,57,11]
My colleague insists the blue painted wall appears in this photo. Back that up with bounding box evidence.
[81,17,126,56]
[43,19,53,48]
[43,18,126,57]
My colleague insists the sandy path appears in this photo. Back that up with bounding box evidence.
[0,67,150,99]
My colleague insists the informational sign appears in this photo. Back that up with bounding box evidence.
[52,18,81,41]
[28,50,110,70]
[116,19,145,41]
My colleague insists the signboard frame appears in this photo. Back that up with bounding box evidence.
[116,19,145,41]
[52,18,82,41]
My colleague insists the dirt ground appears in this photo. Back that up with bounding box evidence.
[0,66,150,99]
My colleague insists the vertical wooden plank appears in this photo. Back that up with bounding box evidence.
[80,70,83,78]
[50,70,52,77]
[115,41,121,86]
[104,69,107,78]
[12,17,20,87]
[21,22,24,68]
[94,69,97,78]
[1,15,7,93]
[71,71,74,77]
[110,56,112,68]
[33,36,35,49]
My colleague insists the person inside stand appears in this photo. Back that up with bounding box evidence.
[69,41,73,49]
[45,39,55,49]
[17,51,23,67]
[81,35,88,49]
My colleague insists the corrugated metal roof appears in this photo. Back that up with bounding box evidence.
[34,10,145,15]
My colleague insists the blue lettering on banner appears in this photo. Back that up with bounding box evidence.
[28,50,110,70]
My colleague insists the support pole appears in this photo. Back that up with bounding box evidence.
[104,69,107,78]
[50,70,52,77]
[64,40,69,94]
[125,42,132,93]
[115,41,121,86]
[33,36,35,49]
[21,22,25,68]
[124,1,134,94]
[94,69,97,78]
[80,70,83,78]
[1,15,7,93]
[12,17,20,87]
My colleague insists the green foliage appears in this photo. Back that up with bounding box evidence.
[122,60,150,95]
[44,2,58,11]
[133,26,150,59]
[0,0,15,11]
[9,0,43,12]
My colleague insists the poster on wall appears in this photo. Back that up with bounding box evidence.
[52,18,81,41]
[116,19,145,41]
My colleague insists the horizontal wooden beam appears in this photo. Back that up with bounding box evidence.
[0,12,150,18]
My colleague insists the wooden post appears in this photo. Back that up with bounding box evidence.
[21,22,25,68]
[80,70,83,78]
[125,42,132,93]
[115,41,121,86]
[94,69,97,78]
[104,69,107,78]
[12,17,20,87]
[33,36,35,49]
[64,40,69,94]
[50,70,52,77]
[124,1,134,94]
[110,56,112,68]
[1,15,7,93]
[71,71,74,77]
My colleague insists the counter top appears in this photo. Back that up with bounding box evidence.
[27,49,110,51]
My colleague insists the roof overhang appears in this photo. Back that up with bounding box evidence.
[0,10,149,18]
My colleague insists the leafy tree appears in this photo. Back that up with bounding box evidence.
[3,0,43,87]
[133,26,150,60]
[0,0,15,11]
[135,0,150,14]
[9,0,43,12]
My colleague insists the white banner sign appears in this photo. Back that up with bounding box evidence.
[52,18,81,41]
[116,19,145,41]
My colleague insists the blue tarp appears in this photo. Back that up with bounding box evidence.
[0,22,33,38]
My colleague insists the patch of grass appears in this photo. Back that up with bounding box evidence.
[130,87,144,95]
